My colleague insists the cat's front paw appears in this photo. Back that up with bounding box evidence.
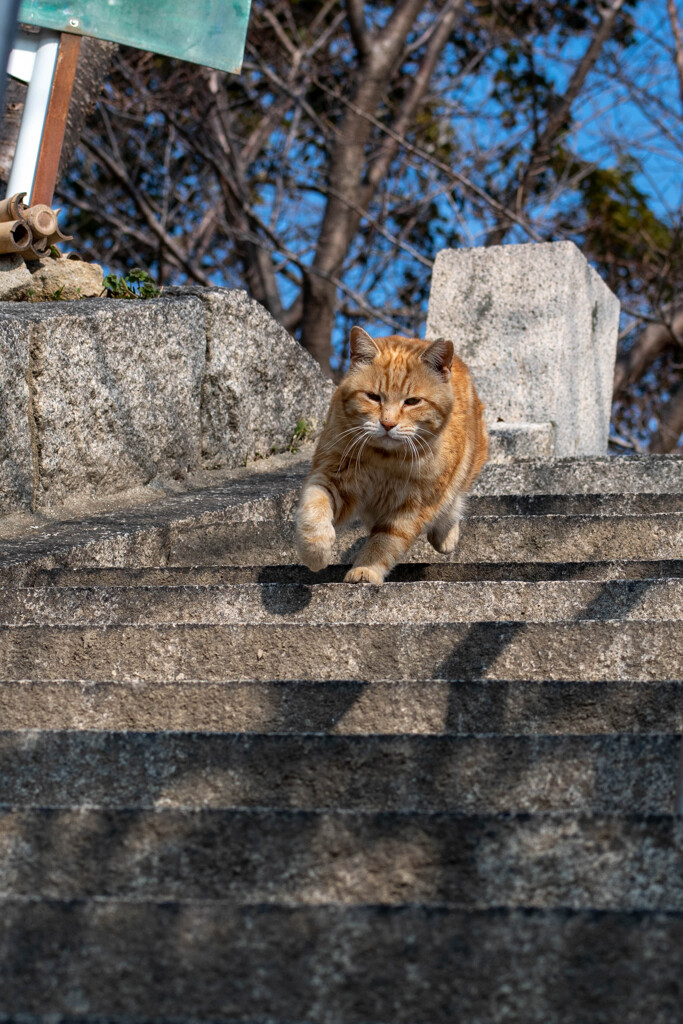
[296,522,335,572]
[345,566,384,584]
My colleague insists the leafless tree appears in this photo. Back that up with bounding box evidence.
[16,0,682,448]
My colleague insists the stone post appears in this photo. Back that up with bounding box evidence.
[426,241,620,457]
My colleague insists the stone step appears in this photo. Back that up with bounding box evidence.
[1,678,682,734]
[0,899,681,1022]
[303,511,683,567]
[9,509,683,577]
[1,455,681,584]
[108,509,683,568]
[2,579,682,626]
[1,808,681,911]
[30,557,683,586]
[446,493,681,514]
[0,732,675,813]
[474,453,683,494]
[0,621,679,681]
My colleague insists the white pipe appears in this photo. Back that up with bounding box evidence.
[6,30,60,201]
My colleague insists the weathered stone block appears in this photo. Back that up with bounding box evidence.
[426,241,620,456]
[488,422,555,462]
[0,312,34,513]
[171,287,334,469]
[0,297,205,509]
[0,286,335,516]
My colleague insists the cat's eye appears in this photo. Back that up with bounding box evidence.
[365,392,381,402]
[403,397,421,406]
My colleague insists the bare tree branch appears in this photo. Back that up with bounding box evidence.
[346,0,371,59]
[487,0,626,244]
[311,73,544,240]
[362,0,465,200]
[299,0,427,371]
[80,131,213,286]
[613,308,683,396]
[651,379,683,451]
[667,0,683,110]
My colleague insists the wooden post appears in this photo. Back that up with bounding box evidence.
[30,31,81,206]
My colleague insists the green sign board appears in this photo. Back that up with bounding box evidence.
[18,0,252,73]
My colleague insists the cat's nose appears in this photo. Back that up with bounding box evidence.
[381,420,397,432]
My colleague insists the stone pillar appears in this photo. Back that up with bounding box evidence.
[426,241,620,457]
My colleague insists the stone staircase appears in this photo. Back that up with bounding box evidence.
[0,452,682,1022]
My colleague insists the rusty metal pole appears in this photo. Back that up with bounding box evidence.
[30,31,81,205]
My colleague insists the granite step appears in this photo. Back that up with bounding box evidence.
[469,492,683,515]
[121,510,683,567]
[305,511,683,567]
[1,678,682,734]
[0,808,681,911]
[2,578,682,626]
[1,455,682,584]
[29,558,683,586]
[0,732,675,813]
[475,454,683,494]
[0,621,679,681]
[7,507,682,577]
[0,899,681,1022]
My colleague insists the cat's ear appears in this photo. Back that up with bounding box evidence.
[421,338,454,380]
[349,326,380,366]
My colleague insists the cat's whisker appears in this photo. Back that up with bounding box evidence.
[402,435,416,479]
[414,432,436,453]
[396,430,429,469]
[335,428,367,468]
[402,436,412,477]
[354,434,372,487]
[412,434,431,458]
[339,426,375,476]
[336,440,362,475]
[412,438,422,479]
[350,431,371,487]
[318,425,365,456]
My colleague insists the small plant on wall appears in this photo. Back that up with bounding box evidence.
[101,267,161,300]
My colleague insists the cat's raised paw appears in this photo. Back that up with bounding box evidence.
[428,522,460,553]
[345,566,384,584]
[296,529,335,572]
[296,516,336,572]
[297,541,333,572]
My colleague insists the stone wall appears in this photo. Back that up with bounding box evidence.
[0,241,623,516]
[0,288,333,515]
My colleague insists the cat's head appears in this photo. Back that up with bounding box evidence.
[338,327,455,450]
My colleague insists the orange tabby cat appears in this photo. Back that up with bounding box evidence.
[296,326,488,583]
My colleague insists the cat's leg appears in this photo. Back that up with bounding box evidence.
[345,513,423,585]
[296,480,340,572]
[427,493,464,554]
